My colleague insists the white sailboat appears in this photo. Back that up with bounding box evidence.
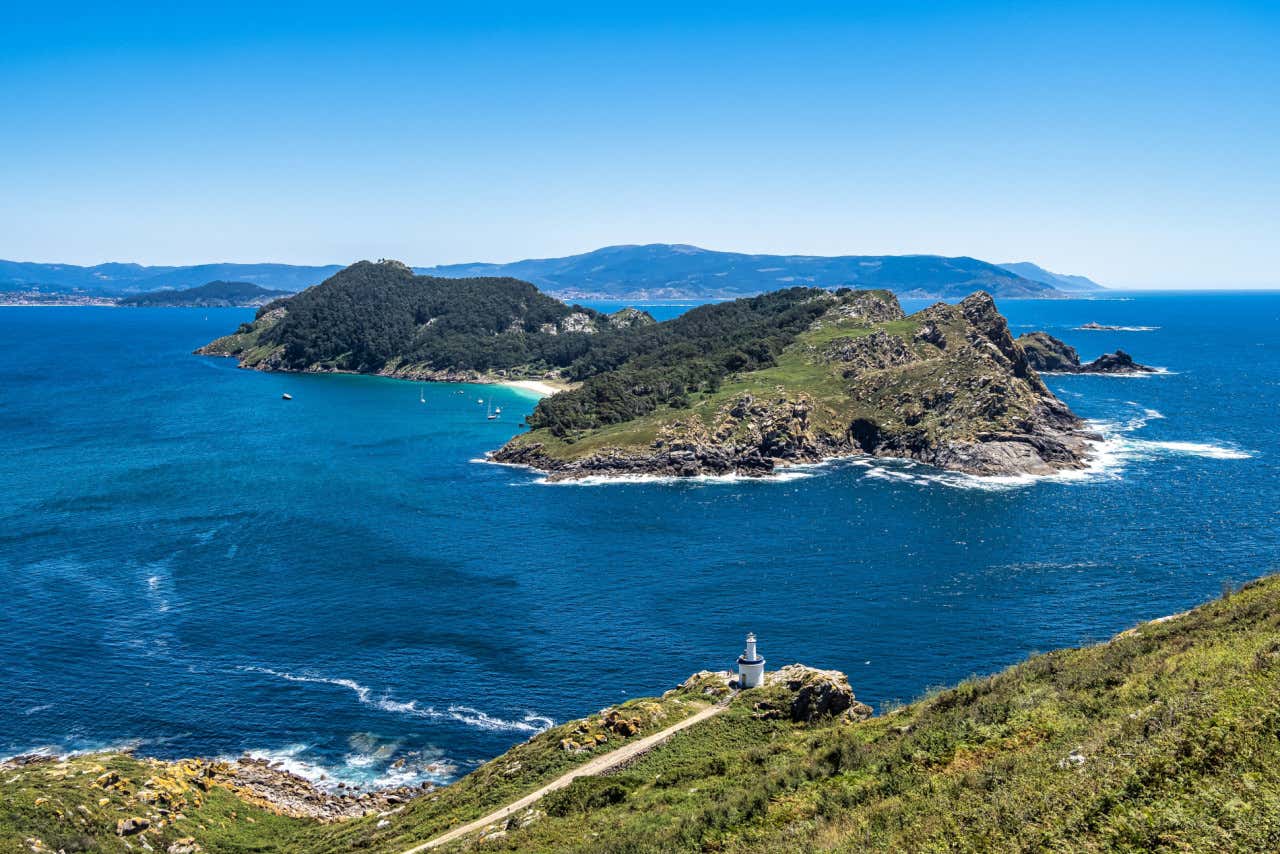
[419,386,425,404]
[486,400,498,420]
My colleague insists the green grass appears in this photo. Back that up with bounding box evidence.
[9,577,1280,852]
[800,318,921,347]
[441,577,1280,853]
[507,311,937,459]
[304,689,717,852]
[0,754,309,853]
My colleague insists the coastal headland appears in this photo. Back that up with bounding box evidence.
[6,574,1279,851]
[198,260,1131,482]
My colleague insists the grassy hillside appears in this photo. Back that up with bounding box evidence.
[500,289,1091,479]
[7,576,1280,852]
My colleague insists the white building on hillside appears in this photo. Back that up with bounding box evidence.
[737,632,765,688]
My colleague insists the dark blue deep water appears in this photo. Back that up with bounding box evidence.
[2,293,1277,789]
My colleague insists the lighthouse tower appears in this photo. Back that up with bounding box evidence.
[737,632,765,689]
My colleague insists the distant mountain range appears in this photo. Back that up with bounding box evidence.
[0,245,1104,300]
[117,281,293,307]
[418,245,1078,300]
[0,260,342,295]
[997,261,1105,292]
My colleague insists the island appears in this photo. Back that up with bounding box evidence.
[118,281,294,308]
[199,260,1103,479]
[5,574,1278,852]
[1016,331,1157,374]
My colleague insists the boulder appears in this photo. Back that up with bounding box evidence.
[765,665,874,722]
[1016,332,1155,375]
[116,816,149,836]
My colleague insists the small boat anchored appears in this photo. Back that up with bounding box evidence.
[486,400,498,420]
[419,386,426,404]
[281,393,292,400]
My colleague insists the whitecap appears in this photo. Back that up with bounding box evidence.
[1126,440,1253,460]
[232,739,458,791]
[537,468,817,486]
[235,666,554,734]
[1074,324,1159,331]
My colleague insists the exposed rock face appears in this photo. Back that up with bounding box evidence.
[767,665,873,722]
[558,312,597,334]
[824,331,916,372]
[217,756,430,820]
[494,393,851,481]
[1016,331,1156,374]
[1015,331,1081,372]
[675,665,871,723]
[607,307,657,329]
[498,292,1100,480]
[746,665,873,722]
[1082,350,1156,374]
[824,289,906,324]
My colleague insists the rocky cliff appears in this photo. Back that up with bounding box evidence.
[495,292,1100,479]
[1016,331,1156,374]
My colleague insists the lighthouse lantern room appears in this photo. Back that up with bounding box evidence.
[737,632,765,688]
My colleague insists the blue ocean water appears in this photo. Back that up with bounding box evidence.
[1,293,1276,790]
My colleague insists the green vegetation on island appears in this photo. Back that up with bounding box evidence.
[7,575,1280,852]
[119,281,294,308]
[498,288,1093,479]
[198,260,654,381]
[199,260,1098,478]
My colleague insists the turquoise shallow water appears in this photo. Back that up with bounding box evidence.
[1,293,1277,789]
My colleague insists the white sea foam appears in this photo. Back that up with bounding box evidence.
[1075,325,1160,331]
[237,667,553,734]
[536,468,818,486]
[1124,440,1253,460]
[233,743,457,791]
[851,406,1251,492]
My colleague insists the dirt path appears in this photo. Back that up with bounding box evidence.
[401,699,730,852]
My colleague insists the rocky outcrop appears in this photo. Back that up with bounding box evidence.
[768,665,873,722]
[492,393,854,481]
[824,331,916,372]
[745,665,873,723]
[218,756,430,820]
[1016,332,1156,374]
[823,289,906,324]
[1081,350,1156,374]
[607,307,657,329]
[499,292,1100,480]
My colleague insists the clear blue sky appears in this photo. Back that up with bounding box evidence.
[2,1,1276,287]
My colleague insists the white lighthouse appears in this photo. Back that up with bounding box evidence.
[737,632,765,689]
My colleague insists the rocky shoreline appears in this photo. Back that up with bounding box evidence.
[1015,331,1158,375]
[196,345,569,391]
[0,752,432,823]
[495,293,1105,482]
[491,392,1100,482]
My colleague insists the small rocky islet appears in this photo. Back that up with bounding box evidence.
[198,259,1158,482]
[1015,330,1157,374]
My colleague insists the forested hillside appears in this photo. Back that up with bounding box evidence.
[119,280,291,307]
[199,260,653,376]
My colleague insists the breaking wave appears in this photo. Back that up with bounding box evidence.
[233,740,460,791]
[236,666,554,734]
[849,404,1252,491]
[1074,324,1160,331]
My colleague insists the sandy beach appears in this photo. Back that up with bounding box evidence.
[501,379,570,397]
